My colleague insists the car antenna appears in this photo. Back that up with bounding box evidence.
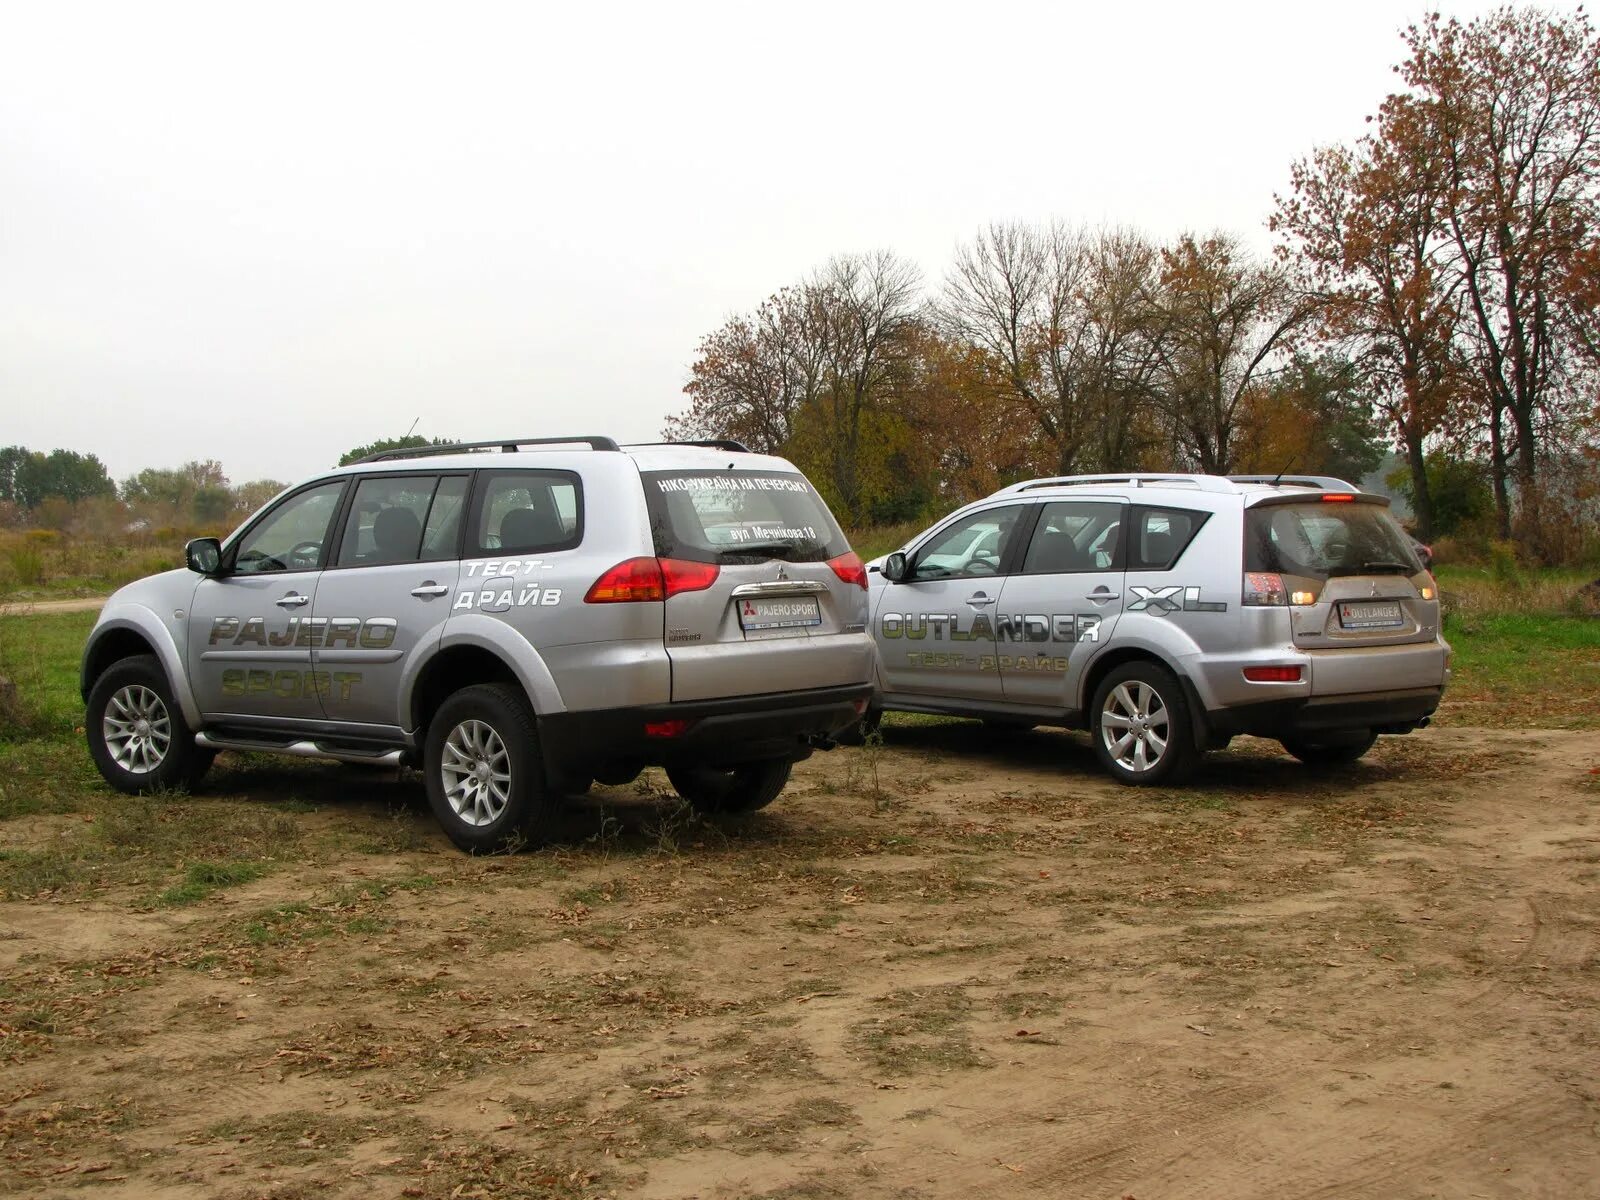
[1270,456,1298,488]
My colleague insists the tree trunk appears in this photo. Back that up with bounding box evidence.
[1488,404,1512,540]
[1404,430,1435,542]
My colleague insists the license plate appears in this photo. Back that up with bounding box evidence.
[738,595,821,632]
[1339,600,1404,629]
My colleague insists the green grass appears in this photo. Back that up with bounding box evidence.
[0,610,97,738]
[156,859,267,906]
[1442,611,1600,728]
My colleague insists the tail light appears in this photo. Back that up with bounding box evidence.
[1245,573,1319,607]
[660,558,720,598]
[1419,573,1438,601]
[1321,493,1356,502]
[828,551,868,590]
[584,558,722,603]
[1244,665,1303,683]
[1243,572,1287,606]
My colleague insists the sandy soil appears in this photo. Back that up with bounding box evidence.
[3,724,1598,1199]
[0,597,108,616]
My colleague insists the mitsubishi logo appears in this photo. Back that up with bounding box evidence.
[776,565,789,582]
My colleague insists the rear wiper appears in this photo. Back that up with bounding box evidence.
[717,542,800,562]
[1357,560,1417,574]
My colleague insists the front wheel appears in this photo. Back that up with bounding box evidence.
[1280,730,1377,767]
[666,759,792,814]
[424,683,550,852]
[86,655,213,794]
[1090,662,1197,786]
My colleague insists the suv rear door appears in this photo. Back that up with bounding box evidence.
[639,468,871,702]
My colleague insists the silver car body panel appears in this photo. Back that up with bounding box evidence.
[82,440,872,776]
[868,476,1450,739]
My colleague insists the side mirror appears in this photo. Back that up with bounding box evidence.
[882,551,909,583]
[185,537,223,575]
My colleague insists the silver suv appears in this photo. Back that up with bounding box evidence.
[864,473,1449,784]
[81,437,874,850]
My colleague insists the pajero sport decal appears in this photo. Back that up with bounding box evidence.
[208,616,398,648]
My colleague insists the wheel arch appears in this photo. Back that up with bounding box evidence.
[408,618,564,737]
[1077,646,1177,727]
[81,609,201,727]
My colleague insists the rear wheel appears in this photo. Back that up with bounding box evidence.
[1090,662,1196,786]
[666,759,792,814]
[424,684,550,852]
[1280,730,1377,767]
[86,655,213,794]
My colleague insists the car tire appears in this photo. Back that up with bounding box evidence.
[1280,730,1378,767]
[1090,662,1197,786]
[666,758,792,814]
[86,655,214,794]
[424,683,551,853]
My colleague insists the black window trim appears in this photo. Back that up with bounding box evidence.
[1014,499,1129,576]
[464,467,585,559]
[906,501,1037,583]
[220,476,352,575]
[324,469,474,572]
[1128,504,1211,572]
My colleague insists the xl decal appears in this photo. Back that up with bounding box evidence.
[1126,586,1227,614]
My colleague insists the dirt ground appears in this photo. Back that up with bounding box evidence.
[3,722,1599,1199]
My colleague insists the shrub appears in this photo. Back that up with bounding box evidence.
[7,546,44,587]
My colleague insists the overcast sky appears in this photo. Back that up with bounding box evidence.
[0,0,1563,486]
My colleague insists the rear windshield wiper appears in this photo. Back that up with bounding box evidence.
[717,542,803,562]
[1356,560,1417,574]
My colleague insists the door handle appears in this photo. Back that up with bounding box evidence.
[410,582,450,598]
[966,592,995,608]
[275,593,310,609]
[1087,589,1119,604]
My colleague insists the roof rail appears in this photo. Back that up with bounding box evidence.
[1226,473,1358,491]
[626,439,753,453]
[991,473,1238,496]
[355,436,622,464]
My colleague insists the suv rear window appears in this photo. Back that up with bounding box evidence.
[1246,502,1421,579]
[642,470,850,564]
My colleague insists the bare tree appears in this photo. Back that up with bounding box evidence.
[941,223,1164,473]
[1147,233,1320,474]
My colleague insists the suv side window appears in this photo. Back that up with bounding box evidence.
[470,471,582,556]
[231,481,346,574]
[335,475,459,567]
[909,506,1023,581]
[1020,501,1123,574]
[1129,506,1209,571]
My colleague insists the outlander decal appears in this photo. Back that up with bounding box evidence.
[880,612,1102,644]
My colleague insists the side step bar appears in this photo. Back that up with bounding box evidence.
[195,731,405,768]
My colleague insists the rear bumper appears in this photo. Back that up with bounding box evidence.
[538,683,873,772]
[1201,686,1443,742]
